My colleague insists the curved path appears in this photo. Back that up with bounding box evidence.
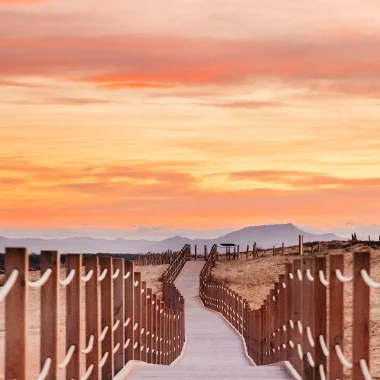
[128,261,293,379]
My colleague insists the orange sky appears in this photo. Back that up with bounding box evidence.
[1,0,380,231]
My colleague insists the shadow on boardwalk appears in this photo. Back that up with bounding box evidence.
[127,261,293,379]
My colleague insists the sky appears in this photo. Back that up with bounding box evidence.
[1,0,380,238]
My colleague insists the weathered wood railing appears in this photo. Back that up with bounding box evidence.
[0,246,189,380]
[135,250,179,266]
[200,245,378,380]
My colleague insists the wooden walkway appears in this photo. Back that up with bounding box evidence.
[127,262,293,379]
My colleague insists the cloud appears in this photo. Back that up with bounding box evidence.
[1,96,112,105]
[0,0,44,3]
[197,100,283,109]
[228,170,380,189]
[2,34,380,93]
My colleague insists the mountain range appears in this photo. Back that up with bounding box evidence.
[0,223,343,254]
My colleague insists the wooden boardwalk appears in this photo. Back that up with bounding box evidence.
[127,262,293,379]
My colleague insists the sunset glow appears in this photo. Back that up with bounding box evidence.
[2,0,380,231]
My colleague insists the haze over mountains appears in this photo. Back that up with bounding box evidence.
[0,223,343,254]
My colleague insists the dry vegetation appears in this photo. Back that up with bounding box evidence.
[211,241,380,379]
[0,263,168,379]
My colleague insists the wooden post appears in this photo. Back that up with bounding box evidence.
[5,247,28,380]
[302,257,314,380]
[113,259,124,374]
[169,309,174,363]
[40,251,59,380]
[293,258,303,376]
[161,301,166,364]
[152,294,158,364]
[253,243,257,258]
[299,235,304,256]
[147,288,153,364]
[124,261,135,363]
[180,297,185,346]
[273,283,280,363]
[157,299,163,364]
[353,251,370,379]
[257,308,263,365]
[262,300,267,364]
[329,255,344,379]
[100,257,114,379]
[278,274,286,361]
[164,306,169,364]
[85,255,101,380]
[204,245,208,261]
[273,246,275,256]
[141,281,147,362]
[313,257,327,380]
[194,245,197,261]
[66,254,82,380]
[134,272,142,361]
[282,242,285,256]
[246,245,249,259]
[285,263,293,364]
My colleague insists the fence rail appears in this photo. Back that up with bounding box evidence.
[200,244,377,380]
[134,251,180,266]
[1,245,190,380]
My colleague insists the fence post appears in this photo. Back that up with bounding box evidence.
[253,243,257,258]
[156,298,162,364]
[100,257,114,379]
[5,247,28,380]
[299,235,304,256]
[66,254,82,380]
[285,263,293,364]
[40,251,59,380]
[146,288,153,363]
[293,258,303,376]
[278,274,286,362]
[282,243,285,256]
[85,255,101,380]
[353,251,370,379]
[152,293,158,364]
[274,283,280,362]
[204,245,208,261]
[194,245,197,261]
[141,281,147,362]
[164,306,169,364]
[161,301,166,364]
[302,257,314,380]
[313,256,327,380]
[113,259,124,374]
[124,261,135,363]
[329,255,344,379]
[134,272,142,361]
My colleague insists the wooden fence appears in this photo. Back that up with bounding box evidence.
[0,245,190,380]
[200,245,378,380]
[134,250,179,266]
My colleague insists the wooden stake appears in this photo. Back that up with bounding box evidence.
[100,257,114,379]
[113,258,124,374]
[5,247,28,380]
[40,251,59,380]
[66,254,82,380]
[353,251,370,379]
